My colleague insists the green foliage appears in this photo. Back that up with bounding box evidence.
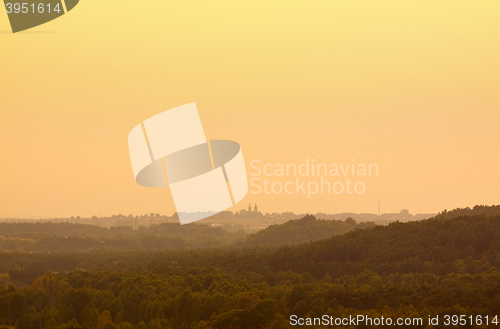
[0,274,10,288]
[0,215,377,253]
[114,312,123,324]
[435,205,500,219]
[2,208,500,328]
[0,222,245,253]
[63,319,81,329]
[96,310,113,329]
[242,215,375,246]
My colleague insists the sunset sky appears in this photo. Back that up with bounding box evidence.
[1,1,499,218]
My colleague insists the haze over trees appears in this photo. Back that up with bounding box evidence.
[0,217,372,252]
[0,206,499,328]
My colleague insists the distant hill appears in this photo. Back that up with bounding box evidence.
[2,209,500,277]
[0,216,377,252]
[0,222,245,252]
[434,204,500,219]
[4,206,500,274]
[264,213,500,278]
[241,215,376,246]
[3,207,500,328]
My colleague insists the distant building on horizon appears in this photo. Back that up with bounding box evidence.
[248,203,259,213]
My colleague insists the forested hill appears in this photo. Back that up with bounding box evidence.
[0,222,244,251]
[2,205,500,262]
[3,211,500,328]
[0,222,232,239]
[2,213,500,278]
[266,213,500,278]
[434,204,500,219]
[241,215,375,246]
[0,216,374,252]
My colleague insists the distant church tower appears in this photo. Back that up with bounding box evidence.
[254,203,258,213]
[248,203,252,212]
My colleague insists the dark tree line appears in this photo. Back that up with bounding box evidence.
[0,217,370,253]
[1,207,500,328]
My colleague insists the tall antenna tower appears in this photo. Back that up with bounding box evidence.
[378,201,381,216]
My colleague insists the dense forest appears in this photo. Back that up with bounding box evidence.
[435,205,500,219]
[0,217,371,252]
[1,206,500,328]
[0,223,240,251]
[240,215,375,247]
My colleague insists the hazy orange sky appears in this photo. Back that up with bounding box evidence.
[1,1,499,218]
